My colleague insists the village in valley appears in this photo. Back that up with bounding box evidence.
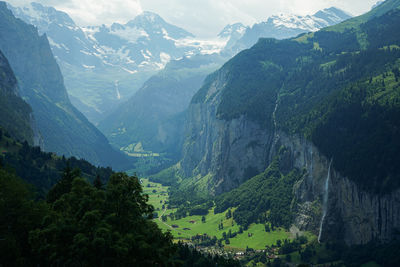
[141,178,315,264]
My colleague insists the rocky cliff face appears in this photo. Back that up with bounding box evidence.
[182,79,400,244]
[0,49,34,144]
[182,70,274,194]
[180,0,400,245]
[270,131,400,245]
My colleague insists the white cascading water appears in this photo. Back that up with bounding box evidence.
[318,159,332,243]
[268,95,280,162]
[115,80,121,100]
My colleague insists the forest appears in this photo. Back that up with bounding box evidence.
[0,149,239,266]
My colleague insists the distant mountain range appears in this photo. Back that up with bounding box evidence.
[97,6,352,165]
[3,1,354,170]
[8,2,351,125]
[225,7,352,54]
[7,3,238,123]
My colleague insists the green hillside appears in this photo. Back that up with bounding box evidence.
[0,50,33,144]
[191,0,400,194]
[0,2,131,169]
[0,128,113,196]
[99,54,225,173]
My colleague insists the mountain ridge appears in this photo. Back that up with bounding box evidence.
[224,7,352,54]
[0,49,34,144]
[0,2,130,169]
[99,6,352,169]
[8,2,233,123]
[168,0,400,245]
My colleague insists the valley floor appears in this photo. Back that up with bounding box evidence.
[142,178,303,251]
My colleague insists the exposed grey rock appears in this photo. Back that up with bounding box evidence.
[181,71,272,195]
[278,132,400,244]
[182,76,400,244]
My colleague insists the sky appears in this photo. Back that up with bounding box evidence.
[7,0,379,38]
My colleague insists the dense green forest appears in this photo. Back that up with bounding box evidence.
[191,4,400,194]
[214,150,304,229]
[0,128,113,197]
[279,10,400,193]
[0,163,174,265]
[162,149,304,229]
[0,155,239,266]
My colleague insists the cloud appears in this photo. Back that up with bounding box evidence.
[6,0,378,37]
[7,0,143,26]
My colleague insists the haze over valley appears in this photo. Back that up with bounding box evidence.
[1,0,400,266]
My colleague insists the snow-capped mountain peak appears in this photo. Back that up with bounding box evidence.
[126,11,194,40]
[7,2,78,32]
[313,7,353,25]
[223,7,352,55]
[218,23,247,39]
[7,2,233,123]
[266,7,351,32]
[267,13,319,32]
[127,11,164,26]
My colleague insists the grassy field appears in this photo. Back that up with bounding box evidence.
[158,207,290,250]
[141,178,169,212]
[141,179,291,250]
[228,224,289,250]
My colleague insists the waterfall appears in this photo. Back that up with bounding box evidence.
[268,94,280,162]
[318,159,332,243]
[115,80,121,100]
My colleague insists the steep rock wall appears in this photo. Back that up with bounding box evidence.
[181,63,400,245]
[181,72,273,195]
[277,132,400,245]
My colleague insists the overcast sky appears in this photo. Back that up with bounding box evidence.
[7,0,379,38]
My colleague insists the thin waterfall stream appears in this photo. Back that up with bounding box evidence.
[318,159,332,243]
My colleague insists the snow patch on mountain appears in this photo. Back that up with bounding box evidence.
[218,23,247,39]
[109,26,149,43]
[372,0,386,9]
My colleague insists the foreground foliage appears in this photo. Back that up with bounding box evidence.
[32,172,176,266]
[0,166,176,266]
[0,155,240,266]
[0,132,113,197]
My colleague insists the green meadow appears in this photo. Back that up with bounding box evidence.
[143,179,291,250]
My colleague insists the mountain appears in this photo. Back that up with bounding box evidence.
[0,131,114,196]
[373,0,386,9]
[0,2,130,169]
[98,53,227,166]
[225,7,352,54]
[218,23,247,53]
[98,8,350,170]
[169,0,400,245]
[7,3,231,124]
[0,50,34,144]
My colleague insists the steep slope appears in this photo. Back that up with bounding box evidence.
[8,3,230,124]
[98,22,247,154]
[98,8,348,168]
[99,53,227,161]
[0,132,113,196]
[0,2,130,169]
[218,23,247,53]
[178,0,400,244]
[0,50,33,144]
[225,7,352,55]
